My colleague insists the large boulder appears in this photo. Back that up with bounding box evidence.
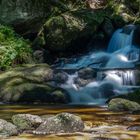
[35,113,84,134]
[0,64,69,103]
[108,98,140,112]
[12,114,42,131]
[34,9,106,54]
[0,0,50,35]
[0,119,18,137]
[0,0,86,36]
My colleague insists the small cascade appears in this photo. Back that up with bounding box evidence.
[97,70,136,86]
[107,25,135,53]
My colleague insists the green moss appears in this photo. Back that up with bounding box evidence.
[0,25,33,69]
[106,0,140,25]
[35,9,106,53]
[114,90,140,104]
[0,64,69,103]
[108,98,140,112]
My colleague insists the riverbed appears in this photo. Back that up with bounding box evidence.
[0,104,139,140]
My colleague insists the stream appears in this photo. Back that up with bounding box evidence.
[0,104,139,140]
[2,24,140,140]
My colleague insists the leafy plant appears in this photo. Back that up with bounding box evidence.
[0,25,33,69]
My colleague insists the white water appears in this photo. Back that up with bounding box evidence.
[56,25,140,105]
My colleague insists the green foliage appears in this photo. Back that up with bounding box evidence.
[0,25,33,69]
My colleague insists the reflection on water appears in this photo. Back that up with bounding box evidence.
[0,104,139,140]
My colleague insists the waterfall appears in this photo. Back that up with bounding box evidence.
[55,24,140,105]
[107,27,134,53]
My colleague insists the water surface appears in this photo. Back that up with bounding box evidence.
[0,104,139,140]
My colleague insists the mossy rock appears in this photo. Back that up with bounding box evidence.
[108,98,140,112]
[0,64,69,103]
[111,90,140,104]
[107,0,140,27]
[35,9,106,54]
[0,0,86,36]
[36,113,84,134]
[12,114,42,131]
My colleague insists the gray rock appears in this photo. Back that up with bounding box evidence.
[0,119,18,137]
[108,98,140,112]
[74,78,92,87]
[78,68,96,79]
[12,114,43,130]
[53,72,68,83]
[127,125,140,131]
[35,113,84,134]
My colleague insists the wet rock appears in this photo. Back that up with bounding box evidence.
[108,98,140,112]
[53,72,68,83]
[127,125,140,131]
[35,113,84,134]
[33,50,45,63]
[74,78,92,87]
[12,114,43,131]
[78,68,96,79]
[0,119,18,137]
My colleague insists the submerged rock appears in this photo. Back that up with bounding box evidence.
[108,98,140,112]
[127,125,140,131]
[0,119,18,137]
[35,113,84,134]
[12,114,42,131]
[74,78,92,87]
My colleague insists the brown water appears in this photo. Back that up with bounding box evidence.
[0,104,139,140]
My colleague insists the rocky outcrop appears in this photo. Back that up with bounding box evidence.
[0,119,18,137]
[35,9,106,54]
[0,0,50,35]
[108,98,140,112]
[12,114,42,131]
[0,64,69,103]
[0,0,86,36]
[35,113,84,134]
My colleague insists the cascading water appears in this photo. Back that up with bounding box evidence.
[107,25,136,53]
[55,25,140,105]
